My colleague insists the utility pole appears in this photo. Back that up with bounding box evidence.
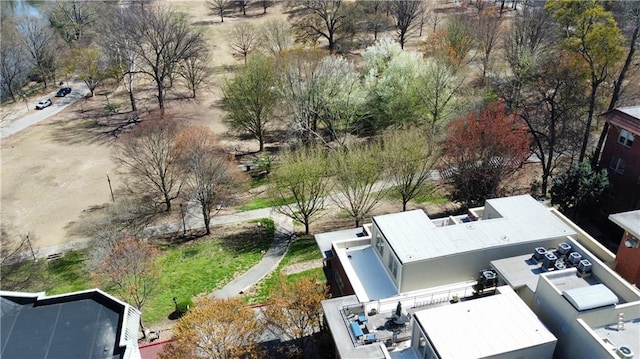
[106,173,115,202]
[180,203,186,235]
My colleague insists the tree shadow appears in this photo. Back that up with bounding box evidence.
[167,310,184,320]
[48,107,141,146]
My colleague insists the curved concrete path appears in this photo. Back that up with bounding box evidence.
[144,205,295,298]
[211,213,294,298]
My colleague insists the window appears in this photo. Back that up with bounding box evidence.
[388,255,398,278]
[375,234,385,257]
[334,272,344,295]
[618,129,635,147]
[418,333,427,355]
[610,156,625,174]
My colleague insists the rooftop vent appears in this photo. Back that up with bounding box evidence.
[533,247,547,261]
[617,346,633,359]
[558,242,572,255]
[569,252,583,265]
[543,252,558,269]
[481,270,497,287]
[554,261,567,270]
[577,259,592,274]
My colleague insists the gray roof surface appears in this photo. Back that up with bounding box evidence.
[609,210,640,238]
[617,106,640,120]
[414,286,557,358]
[593,316,640,356]
[1,292,125,359]
[374,195,576,264]
[315,227,366,258]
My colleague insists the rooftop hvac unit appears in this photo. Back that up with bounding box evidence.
[554,261,567,270]
[569,252,583,265]
[558,242,572,255]
[481,270,497,287]
[617,346,634,359]
[577,259,592,273]
[533,247,547,260]
[543,252,558,269]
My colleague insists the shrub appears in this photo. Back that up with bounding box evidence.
[176,298,194,315]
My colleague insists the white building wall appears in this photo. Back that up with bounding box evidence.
[399,238,565,293]
[531,273,619,359]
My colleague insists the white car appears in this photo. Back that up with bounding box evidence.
[35,98,52,110]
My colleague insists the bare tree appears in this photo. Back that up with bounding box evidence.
[593,1,640,166]
[236,0,249,15]
[287,0,354,53]
[47,0,100,45]
[277,49,326,144]
[260,0,272,14]
[207,0,231,23]
[0,21,29,102]
[514,53,589,197]
[0,226,39,291]
[129,5,206,109]
[17,16,60,87]
[390,0,424,49]
[475,8,503,83]
[113,112,184,212]
[178,48,211,98]
[74,197,157,272]
[259,19,294,56]
[178,126,241,235]
[229,23,257,64]
[501,6,556,111]
[95,237,160,337]
[101,6,140,112]
[357,0,392,42]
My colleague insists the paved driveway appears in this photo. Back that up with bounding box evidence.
[1,83,89,139]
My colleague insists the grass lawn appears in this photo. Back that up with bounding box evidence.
[245,235,324,305]
[6,219,275,326]
[12,251,93,296]
[143,218,275,324]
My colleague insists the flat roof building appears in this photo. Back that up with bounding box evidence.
[1,289,141,359]
[316,195,640,359]
[412,286,556,359]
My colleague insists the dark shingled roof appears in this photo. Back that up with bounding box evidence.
[1,291,126,359]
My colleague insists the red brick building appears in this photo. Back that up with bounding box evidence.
[598,107,640,215]
[609,210,640,288]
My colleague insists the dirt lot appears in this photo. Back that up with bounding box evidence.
[0,1,289,250]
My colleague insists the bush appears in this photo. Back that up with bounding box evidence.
[176,298,194,315]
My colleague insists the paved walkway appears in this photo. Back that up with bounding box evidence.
[212,213,294,298]
[145,205,296,298]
